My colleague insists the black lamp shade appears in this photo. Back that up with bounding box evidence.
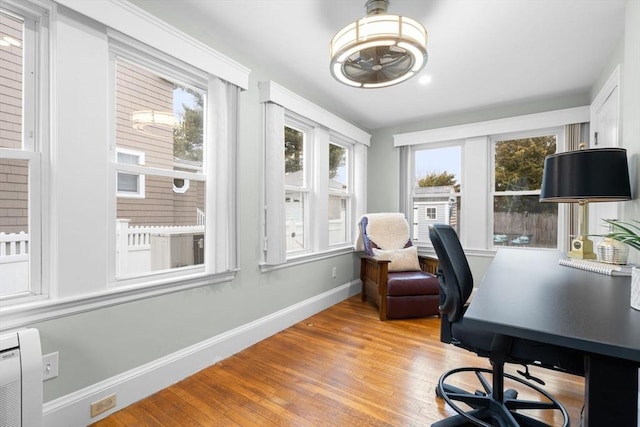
[540,148,631,202]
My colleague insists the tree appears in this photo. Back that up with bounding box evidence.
[494,136,555,191]
[173,87,203,162]
[285,126,303,173]
[494,136,556,212]
[329,144,346,179]
[417,171,459,192]
[285,127,346,178]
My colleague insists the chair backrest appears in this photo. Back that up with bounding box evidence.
[428,223,473,323]
[361,213,412,256]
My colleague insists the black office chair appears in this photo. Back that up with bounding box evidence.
[429,223,584,427]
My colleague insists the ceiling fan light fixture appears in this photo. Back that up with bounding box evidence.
[363,70,414,89]
[330,0,428,88]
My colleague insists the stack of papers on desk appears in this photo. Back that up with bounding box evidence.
[558,258,636,276]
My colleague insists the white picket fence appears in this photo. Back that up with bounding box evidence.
[116,219,205,276]
[0,231,29,295]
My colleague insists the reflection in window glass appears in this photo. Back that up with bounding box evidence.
[0,159,29,296]
[329,143,348,245]
[493,136,557,248]
[0,11,23,150]
[412,145,461,242]
[115,59,205,278]
[116,150,144,196]
[0,11,32,299]
[284,126,307,252]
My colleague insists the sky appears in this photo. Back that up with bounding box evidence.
[414,145,461,184]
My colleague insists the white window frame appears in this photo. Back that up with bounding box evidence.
[109,36,213,286]
[284,115,313,255]
[0,0,49,305]
[328,135,353,248]
[116,147,146,198]
[407,141,463,247]
[489,128,564,250]
[172,178,190,194]
[396,107,586,255]
[259,81,369,269]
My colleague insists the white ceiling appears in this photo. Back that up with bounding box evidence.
[129,0,626,131]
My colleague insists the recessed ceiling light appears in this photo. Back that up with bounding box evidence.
[418,75,432,85]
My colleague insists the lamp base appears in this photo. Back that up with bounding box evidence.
[567,236,597,260]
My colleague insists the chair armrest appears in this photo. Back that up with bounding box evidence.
[360,256,390,282]
[418,255,438,275]
[360,255,391,265]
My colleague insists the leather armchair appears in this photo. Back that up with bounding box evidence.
[358,213,439,320]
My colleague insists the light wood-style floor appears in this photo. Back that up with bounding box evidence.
[90,295,584,426]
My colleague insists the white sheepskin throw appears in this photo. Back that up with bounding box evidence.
[364,212,410,250]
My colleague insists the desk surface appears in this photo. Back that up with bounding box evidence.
[464,249,640,363]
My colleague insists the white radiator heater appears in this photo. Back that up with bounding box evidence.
[0,329,42,427]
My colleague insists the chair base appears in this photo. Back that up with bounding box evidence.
[432,367,569,427]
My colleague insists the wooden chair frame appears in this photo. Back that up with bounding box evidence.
[360,255,438,320]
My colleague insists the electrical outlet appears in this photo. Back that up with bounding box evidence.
[42,352,59,381]
[331,267,337,278]
[91,394,117,417]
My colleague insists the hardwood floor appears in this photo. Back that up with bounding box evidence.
[90,295,584,426]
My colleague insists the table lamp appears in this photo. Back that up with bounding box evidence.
[540,147,631,259]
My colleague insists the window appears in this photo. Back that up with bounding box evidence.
[284,122,310,253]
[411,145,461,244]
[328,140,350,246]
[396,108,582,254]
[111,46,211,281]
[0,3,47,302]
[116,148,145,198]
[280,117,355,255]
[492,133,558,249]
[1,0,246,325]
[260,81,369,266]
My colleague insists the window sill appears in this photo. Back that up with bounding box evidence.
[0,270,236,332]
[260,246,354,272]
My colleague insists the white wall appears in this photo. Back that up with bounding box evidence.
[620,0,640,265]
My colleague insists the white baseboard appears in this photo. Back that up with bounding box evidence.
[42,280,360,427]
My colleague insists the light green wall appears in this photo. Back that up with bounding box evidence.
[31,0,640,404]
[35,5,360,402]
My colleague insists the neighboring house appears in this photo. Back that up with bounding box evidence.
[115,61,204,227]
[412,186,458,241]
[0,13,27,235]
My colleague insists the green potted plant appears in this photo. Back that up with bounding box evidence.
[601,219,640,252]
[601,219,639,311]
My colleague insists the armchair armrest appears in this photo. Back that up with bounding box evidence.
[360,256,390,314]
[418,255,438,275]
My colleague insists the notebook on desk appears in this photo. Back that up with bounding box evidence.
[558,258,636,276]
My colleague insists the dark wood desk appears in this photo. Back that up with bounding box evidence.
[464,249,640,426]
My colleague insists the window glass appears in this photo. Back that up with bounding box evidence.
[284,125,307,252]
[1,9,37,300]
[329,142,349,245]
[115,58,206,278]
[493,135,557,248]
[412,145,461,242]
[0,11,23,150]
[116,149,144,196]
